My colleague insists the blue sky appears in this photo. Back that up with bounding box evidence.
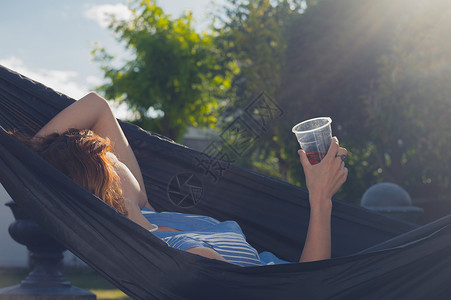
[0,0,225,118]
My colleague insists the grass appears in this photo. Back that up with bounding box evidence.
[0,267,130,300]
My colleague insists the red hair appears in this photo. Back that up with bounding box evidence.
[18,128,127,215]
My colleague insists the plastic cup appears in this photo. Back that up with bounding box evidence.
[292,117,332,165]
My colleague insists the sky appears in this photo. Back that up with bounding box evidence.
[0,0,226,118]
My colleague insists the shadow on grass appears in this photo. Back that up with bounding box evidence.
[0,267,130,300]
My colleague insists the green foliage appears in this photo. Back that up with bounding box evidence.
[93,0,228,141]
[218,0,300,97]
[213,0,304,179]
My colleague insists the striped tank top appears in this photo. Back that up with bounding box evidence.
[141,207,288,267]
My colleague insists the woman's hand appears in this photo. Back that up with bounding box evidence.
[298,137,348,208]
[297,137,348,262]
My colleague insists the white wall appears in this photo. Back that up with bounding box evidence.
[0,184,86,268]
[0,184,27,267]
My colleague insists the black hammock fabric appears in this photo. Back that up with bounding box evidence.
[1,64,451,299]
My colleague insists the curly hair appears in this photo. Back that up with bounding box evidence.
[17,128,127,215]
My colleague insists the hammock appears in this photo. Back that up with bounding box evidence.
[1,64,451,299]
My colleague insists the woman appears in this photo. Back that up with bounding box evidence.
[28,92,348,266]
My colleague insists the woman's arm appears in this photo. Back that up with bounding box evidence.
[34,92,149,206]
[298,137,348,262]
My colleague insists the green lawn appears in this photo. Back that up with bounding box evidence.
[0,268,130,300]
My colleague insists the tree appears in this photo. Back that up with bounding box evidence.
[213,0,305,180]
[93,0,228,141]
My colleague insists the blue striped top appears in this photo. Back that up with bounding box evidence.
[141,207,289,267]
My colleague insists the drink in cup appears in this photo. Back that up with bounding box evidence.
[291,117,332,165]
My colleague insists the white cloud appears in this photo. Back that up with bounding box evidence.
[0,57,135,120]
[0,56,89,99]
[84,75,137,120]
[108,101,140,120]
[84,3,132,28]
[86,75,103,87]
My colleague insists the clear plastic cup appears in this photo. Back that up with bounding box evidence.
[292,117,332,165]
